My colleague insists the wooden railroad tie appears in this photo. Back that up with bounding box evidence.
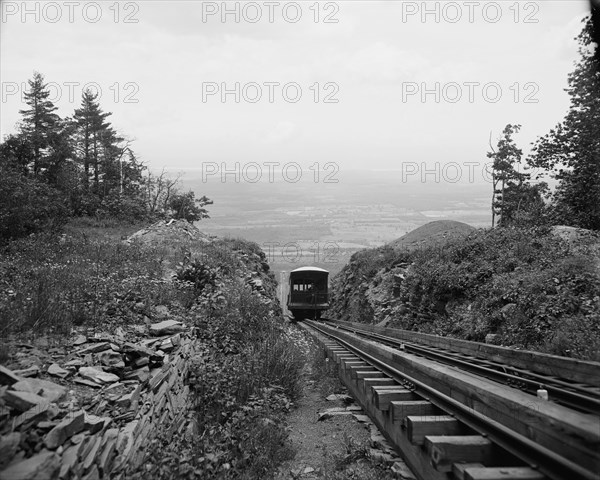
[455,464,545,480]
[372,387,419,411]
[390,400,438,425]
[425,435,493,472]
[406,415,463,445]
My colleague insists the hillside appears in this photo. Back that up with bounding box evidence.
[329,223,600,361]
[329,221,476,326]
[0,220,301,478]
[388,220,475,251]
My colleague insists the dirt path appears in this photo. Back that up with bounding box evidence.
[274,349,414,480]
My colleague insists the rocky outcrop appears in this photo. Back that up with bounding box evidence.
[125,218,210,245]
[330,221,475,325]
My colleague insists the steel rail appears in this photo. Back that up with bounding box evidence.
[305,320,597,480]
[326,321,600,415]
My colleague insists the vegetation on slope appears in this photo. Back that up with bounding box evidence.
[0,220,305,479]
[331,225,600,361]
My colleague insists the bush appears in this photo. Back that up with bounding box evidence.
[169,191,212,223]
[0,167,70,243]
[395,227,600,358]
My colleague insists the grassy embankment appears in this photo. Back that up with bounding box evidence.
[0,217,307,479]
[331,226,600,361]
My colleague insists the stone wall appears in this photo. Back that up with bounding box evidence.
[0,321,200,480]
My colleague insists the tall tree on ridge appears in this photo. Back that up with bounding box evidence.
[528,15,600,230]
[487,124,529,227]
[72,89,112,192]
[18,72,60,175]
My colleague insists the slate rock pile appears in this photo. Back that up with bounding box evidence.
[0,319,198,480]
[124,219,210,245]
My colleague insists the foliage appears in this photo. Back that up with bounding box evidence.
[170,191,213,223]
[183,304,303,478]
[174,258,222,298]
[18,71,60,175]
[528,16,600,230]
[396,227,600,360]
[487,124,548,227]
[0,72,212,240]
[332,225,600,360]
[0,230,174,336]
[0,164,70,242]
[125,237,303,479]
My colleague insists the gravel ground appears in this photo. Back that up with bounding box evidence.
[274,331,411,480]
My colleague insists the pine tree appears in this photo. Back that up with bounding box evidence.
[72,89,112,192]
[18,72,60,175]
[529,16,600,230]
[487,124,532,227]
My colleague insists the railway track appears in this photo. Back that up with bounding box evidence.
[300,319,600,480]
[321,319,600,415]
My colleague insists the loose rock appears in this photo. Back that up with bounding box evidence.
[84,412,108,434]
[98,351,124,370]
[12,379,66,403]
[75,342,111,356]
[0,433,21,468]
[47,364,69,379]
[3,391,48,412]
[78,367,119,385]
[0,450,60,480]
[11,366,40,378]
[44,410,85,449]
[149,320,185,336]
[0,366,21,386]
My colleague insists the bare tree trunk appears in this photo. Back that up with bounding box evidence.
[489,131,497,228]
[491,175,496,228]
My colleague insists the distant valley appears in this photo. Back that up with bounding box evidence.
[184,169,492,281]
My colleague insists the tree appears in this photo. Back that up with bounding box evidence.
[18,72,60,175]
[487,124,536,227]
[144,169,180,216]
[500,182,549,227]
[0,133,34,175]
[169,191,213,222]
[0,161,70,242]
[528,15,600,230]
[72,89,112,192]
[0,71,153,232]
[113,144,145,197]
[45,118,76,188]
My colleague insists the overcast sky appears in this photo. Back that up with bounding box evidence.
[0,0,591,181]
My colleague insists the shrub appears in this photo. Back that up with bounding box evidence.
[0,231,176,336]
[0,167,70,243]
[394,227,600,358]
[169,191,212,223]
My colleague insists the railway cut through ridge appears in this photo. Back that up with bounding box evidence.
[299,319,600,480]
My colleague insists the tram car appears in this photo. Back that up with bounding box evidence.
[287,266,330,320]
